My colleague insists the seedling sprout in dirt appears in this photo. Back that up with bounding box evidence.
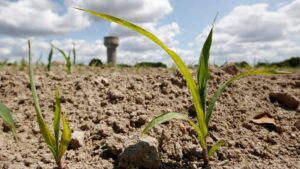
[54,45,72,74]
[47,44,53,72]
[77,8,287,168]
[28,41,71,169]
[0,103,17,138]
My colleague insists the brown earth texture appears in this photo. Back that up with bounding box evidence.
[0,65,299,169]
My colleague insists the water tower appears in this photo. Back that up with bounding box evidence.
[104,36,119,66]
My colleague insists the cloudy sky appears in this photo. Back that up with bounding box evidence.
[0,0,299,65]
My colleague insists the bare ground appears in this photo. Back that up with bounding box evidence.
[0,66,299,169]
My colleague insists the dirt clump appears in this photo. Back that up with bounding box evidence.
[269,92,299,110]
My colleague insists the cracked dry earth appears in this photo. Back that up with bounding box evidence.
[0,66,299,169]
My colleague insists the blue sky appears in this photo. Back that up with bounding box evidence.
[0,0,299,65]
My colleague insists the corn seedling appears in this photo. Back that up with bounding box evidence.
[0,103,17,138]
[28,41,71,169]
[47,44,53,72]
[72,42,76,65]
[77,8,287,168]
[54,46,72,74]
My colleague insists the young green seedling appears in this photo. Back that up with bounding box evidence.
[77,8,287,168]
[54,46,72,74]
[0,103,17,138]
[28,41,71,169]
[72,42,76,65]
[47,44,53,72]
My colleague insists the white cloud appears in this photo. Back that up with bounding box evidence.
[194,0,300,65]
[70,0,173,23]
[0,0,90,37]
[0,0,190,66]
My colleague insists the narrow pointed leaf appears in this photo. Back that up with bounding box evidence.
[208,139,224,158]
[142,112,206,147]
[28,40,55,147]
[58,112,71,161]
[47,45,53,71]
[48,145,58,163]
[197,27,213,114]
[0,103,16,137]
[72,42,76,65]
[53,89,61,149]
[206,69,289,125]
[54,46,72,74]
[76,8,207,136]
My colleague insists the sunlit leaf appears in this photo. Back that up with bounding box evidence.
[197,27,213,114]
[58,112,71,161]
[28,40,55,149]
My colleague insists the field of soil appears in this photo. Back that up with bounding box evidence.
[0,65,299,169]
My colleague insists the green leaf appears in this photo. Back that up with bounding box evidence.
[206,69,289,125]
[0,103,16,137]
[76,7,207,136]
[208,139,224,158]
[28,40,55,148]
[197,26,213,114]
[48,145,58,162]
[47,45,53,71]
[53,89,61,150]
[142,112,206,147]
[54,46,72,74]
[72,42,76,65]
[58,112,71,161]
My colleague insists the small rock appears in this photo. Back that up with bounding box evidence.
[269,92,299,110]
[118,136,160,169]
[69,131,85,150]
